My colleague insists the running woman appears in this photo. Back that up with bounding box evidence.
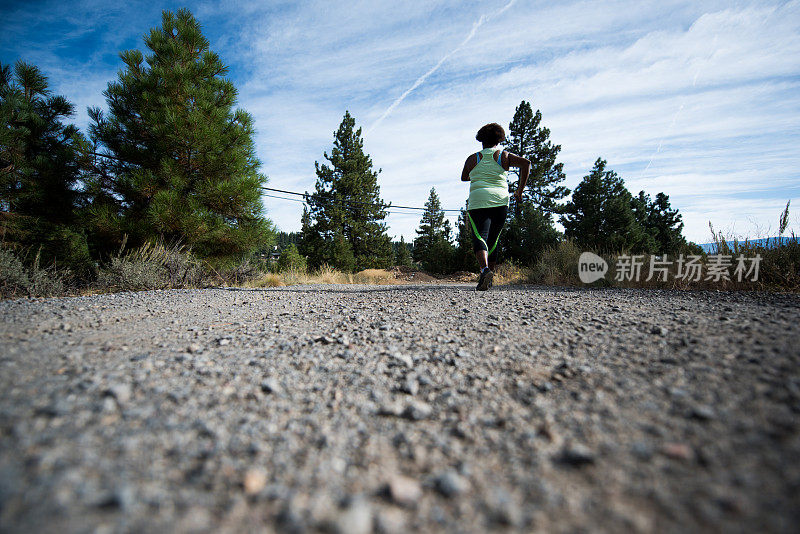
[461,123,530,291]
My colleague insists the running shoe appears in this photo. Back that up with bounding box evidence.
[476,268,493,291]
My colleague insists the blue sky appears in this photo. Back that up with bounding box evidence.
[2,0,799,243]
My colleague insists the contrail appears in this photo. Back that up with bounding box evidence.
[366,0,517,134]
[640,33,718,179]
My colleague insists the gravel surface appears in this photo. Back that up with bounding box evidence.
[1,284,799,533]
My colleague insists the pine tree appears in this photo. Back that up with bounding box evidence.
[304,111,392,270]
[0,60,92,274]
[560,158,648,252]
[330,230,356,272]
[453,204,475,271]
[632,191,686,255]
[499,100,566,264]
[413,188,454,273]
[274,243,307,273]
[86,9,272,264]
[394,235,412,267]
[503,100,569,214]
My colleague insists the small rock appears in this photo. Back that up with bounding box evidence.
[187,343,202,354]
[386,475,422,507]
[218,338,231,346]
[400,375,419,396]
[375,508,406,534]
[662,442,693,460]
[389,351,413,368]
[691,405,716,421]
[487,489,522,527]
[335,497,371,534]
[104,383,132,404]
[669,387,689,399]
[402,400,432,421]
[60,323,72,332]
[538,381,554,393]
[377,401,403,417]
[434,471,469,497]
[260,378,281,395]
[651,325,668,336]
[557,443,595,466]
[243,468,267,495]
[315,335,334,345]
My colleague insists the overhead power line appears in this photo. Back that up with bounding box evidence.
[260,186,462,213]
[86,151,464,214]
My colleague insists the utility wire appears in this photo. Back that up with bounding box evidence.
[261,186,462,213]
[262,193,463,217]
[87,151,464,214]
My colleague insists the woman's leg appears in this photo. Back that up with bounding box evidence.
[486,206,508,271]
[467,209,492,271]
[475,249,489,271]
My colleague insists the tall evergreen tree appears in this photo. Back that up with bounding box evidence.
[86,9,272,264]
[453,204,476,271]
[503,100,569,214]
[394,236,412,267]
[560,158,648,252]
[500,100,566,264]
[0,61,92,273]
[631,191,686,255]
[304,111,392,270]
[413,188,454,273]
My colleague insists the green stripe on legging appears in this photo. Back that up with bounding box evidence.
[467,212,502,254]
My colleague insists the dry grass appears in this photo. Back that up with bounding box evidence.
[493,263,531,285]
[96,238,205,291]
[246,266,402,288]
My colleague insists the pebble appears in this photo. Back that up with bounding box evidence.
[434,470,469,497]
[104,383,132,404]
[651,325,668,336]
[260,378,281,395]
[389,351,413,368]
[557,443,596,466]
[402,400,432,421]
[386,475,422,507]
[400,375,419,396]
[243,468,267,495]
[335,497,372,534]
[662,442,694,460]
[691,405,716,421]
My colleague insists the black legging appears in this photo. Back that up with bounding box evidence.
[467,205,508,262]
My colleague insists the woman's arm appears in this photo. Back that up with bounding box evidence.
[461,154,478,181]
[504,152,531,199]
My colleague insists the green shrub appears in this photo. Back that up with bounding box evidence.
[96,238,205,291]
[0,247,66,298]
[275,243,307,273]
[530,239,583,285]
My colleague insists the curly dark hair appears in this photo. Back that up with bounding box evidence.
[476,123,506,146]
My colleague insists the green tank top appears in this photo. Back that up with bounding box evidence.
[467,147,509,210]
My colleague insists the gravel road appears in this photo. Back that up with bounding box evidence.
[1,285,799,533]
